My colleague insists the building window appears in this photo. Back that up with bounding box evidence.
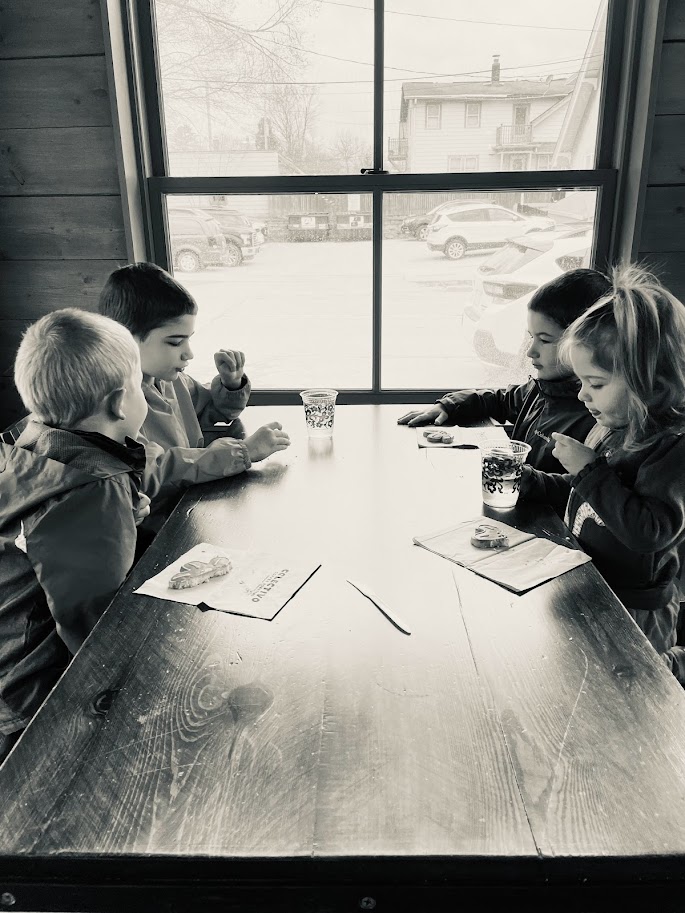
[129,0,629,399]
[425,103,442,130]
[464,102,481,128]
[448,155,479,172]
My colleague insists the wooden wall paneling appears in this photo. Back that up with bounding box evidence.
[639,252,685,302]
[654,41,685,115]
[0,0,105,58]
[0,57,112,129]
[639,186,685,251]
[0,319,32,374]
[647,115,685,183]
[0,197,127,259]
[0,260,125,320]
[0,376,25,430]
[0,127,120,196]
[664,0,685,40]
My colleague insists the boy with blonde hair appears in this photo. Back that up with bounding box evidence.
[98,262,290,536]
[0,309,149,763]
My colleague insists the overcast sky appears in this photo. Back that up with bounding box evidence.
[207,0,606,146]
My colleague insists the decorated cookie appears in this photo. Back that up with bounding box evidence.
[470,523,509,550]
[169,555,232,589]
[424,430,454,444]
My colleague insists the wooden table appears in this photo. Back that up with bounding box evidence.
[1,405,685,912]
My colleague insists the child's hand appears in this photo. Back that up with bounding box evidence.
[133,493,151,527]
[245,422,290,462]
[398,404,449,426]
[551,433,597,475]
[215,349,245,390]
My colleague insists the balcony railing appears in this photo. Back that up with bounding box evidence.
[388,137,408,160]
[496,124,533,146]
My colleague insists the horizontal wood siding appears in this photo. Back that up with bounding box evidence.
[0,197,126,259]
[0,127,120,195]
[0,0,126,428]
[647,115,685,183]
[0,58,112,128]
[654,41,685,115]
[637,0,685,303]
[0,0,104,58]
[0,260,126,320]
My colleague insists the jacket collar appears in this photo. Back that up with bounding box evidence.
[67,429,147,474]
[532,375,582,399]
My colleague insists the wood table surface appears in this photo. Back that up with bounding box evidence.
[1,405,685,912]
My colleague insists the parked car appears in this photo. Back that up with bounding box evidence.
[168,207,228,273]
[471,291,534,374]
[399,200,464,241]
[426,203,555,260]
[211,208,267,243]
[465,225,593,322]
[205,209,262,265]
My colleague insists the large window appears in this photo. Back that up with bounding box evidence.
[135,0,624,401]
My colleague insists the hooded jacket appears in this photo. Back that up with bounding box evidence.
[0,421,145,734]
[438,376,597,473]
[139,371,252,530]
[520,427,685,614]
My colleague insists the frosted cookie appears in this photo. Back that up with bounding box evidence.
[470,523,509,550]
[169,555,232,590]
[424,430,454,444]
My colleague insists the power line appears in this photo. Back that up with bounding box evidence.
[316,0,596,32]
[161,52,600,88]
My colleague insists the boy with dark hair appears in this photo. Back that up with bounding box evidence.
[398,268,612,473]
[0,309,149,763]
[99,262,289,533]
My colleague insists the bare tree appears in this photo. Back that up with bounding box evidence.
[262,84,319,168]
[154,0,319,151]
[328,130,372,174]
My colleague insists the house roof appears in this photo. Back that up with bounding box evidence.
[399,76,576,120]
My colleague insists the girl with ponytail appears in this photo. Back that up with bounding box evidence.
[521,265,685,683]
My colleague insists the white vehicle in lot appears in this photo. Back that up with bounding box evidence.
[426,203,554,260]
[471,290,533,377]
[465,225,593,323]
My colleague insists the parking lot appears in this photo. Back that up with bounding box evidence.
[179,238,529,391]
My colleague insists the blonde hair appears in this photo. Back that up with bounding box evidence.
[14,308,140,429]
[559,264,685,450]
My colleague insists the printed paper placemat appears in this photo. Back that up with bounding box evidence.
[413,517,591,594]
[134,542,320,620]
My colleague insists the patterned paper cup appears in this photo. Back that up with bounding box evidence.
[300,389,338,438]
[481,439,531,509]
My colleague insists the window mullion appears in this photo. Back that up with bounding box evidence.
[136,0,168,178]
[372,0,384,392]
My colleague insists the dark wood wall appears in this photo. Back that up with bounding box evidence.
[640,1,685,300]
[0,1,684,428]
[0,0,126,427]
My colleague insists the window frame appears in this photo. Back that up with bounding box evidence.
[122,0,642,404]
[464,102,482,129]
[425,102,442,130]
[447,155,479,172]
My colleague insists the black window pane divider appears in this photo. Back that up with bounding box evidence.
[148,170,616,196]
[137,0,625,402]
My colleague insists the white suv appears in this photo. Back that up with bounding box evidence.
[466,225,593,322]
[426,203,554,260]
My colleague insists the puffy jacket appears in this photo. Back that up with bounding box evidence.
[438,376,597,473]
[0,422,145,733]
